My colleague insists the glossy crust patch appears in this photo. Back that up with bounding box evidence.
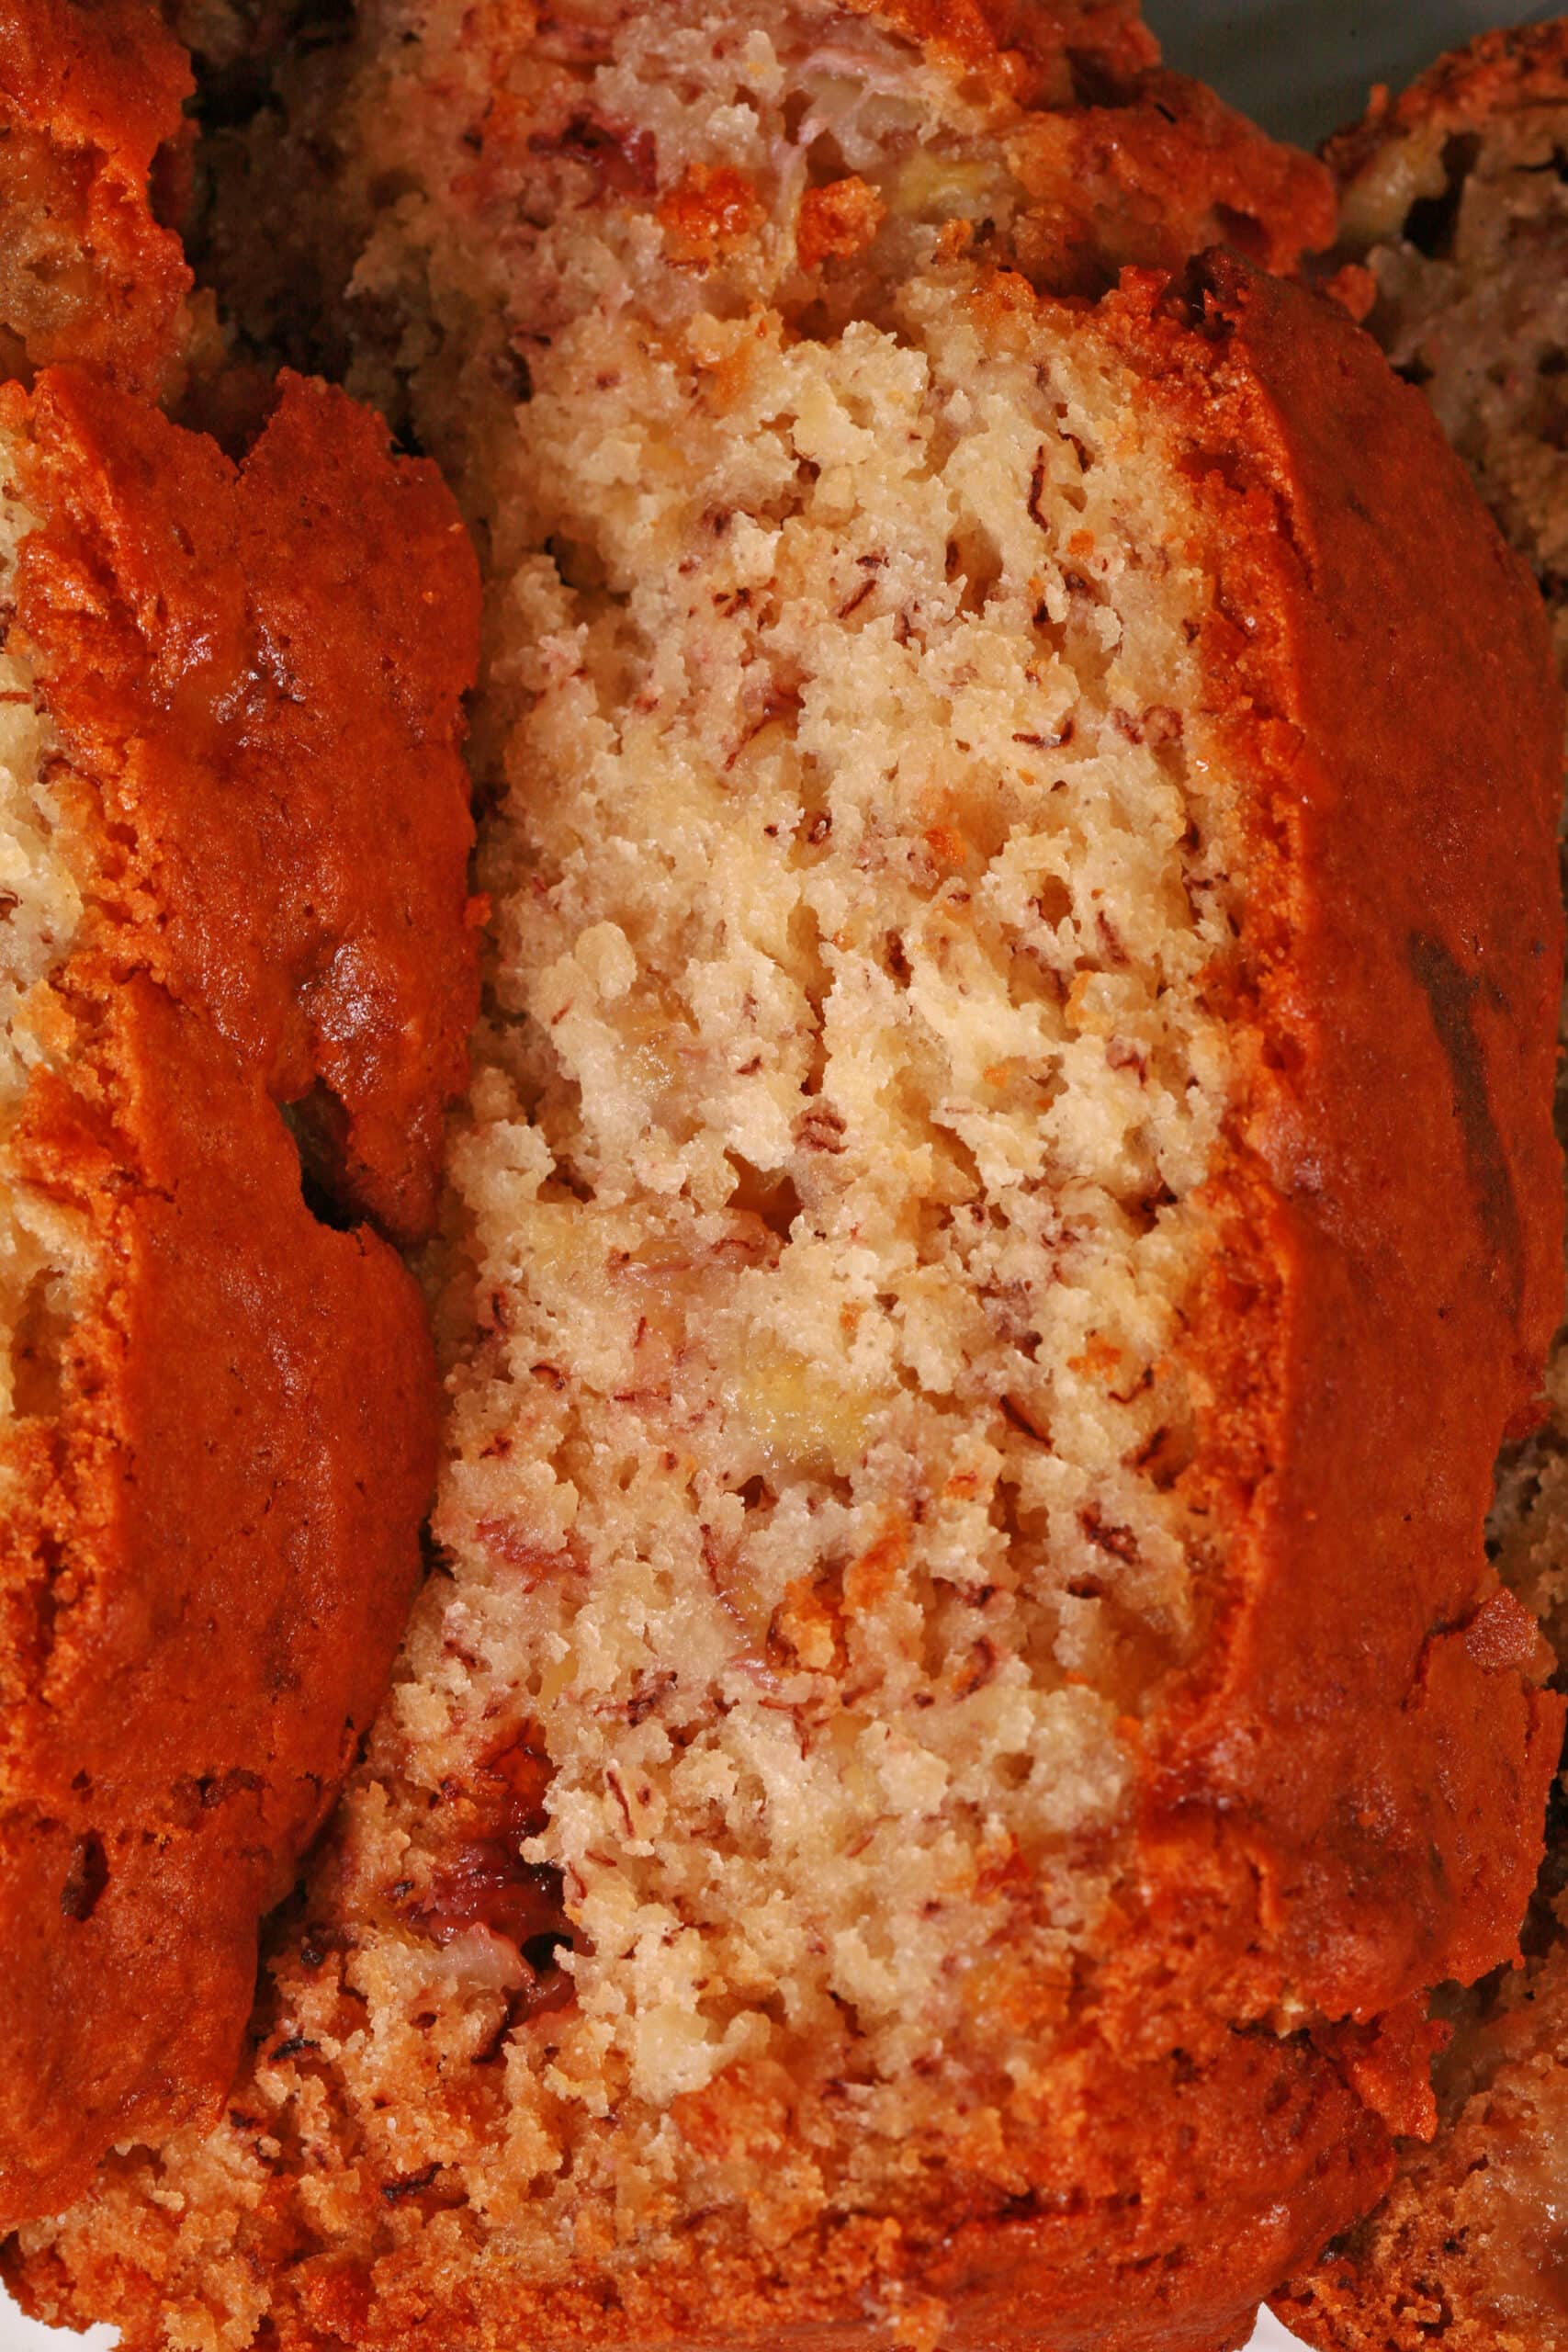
[0,368,479,2222]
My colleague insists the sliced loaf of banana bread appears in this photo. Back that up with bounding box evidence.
[9,7,1564,2348]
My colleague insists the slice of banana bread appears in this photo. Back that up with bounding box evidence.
[1277,25,1568,2352]
[0,4,481,2221]
[1327,20,1568,683]
[8,7,1563,2349]
[0,364,480,2224]
[0,360,479,2218]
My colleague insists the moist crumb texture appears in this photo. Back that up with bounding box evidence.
[360,215,1231,2219]
[8,7,1567,2352]
[1280,26,1568,2352]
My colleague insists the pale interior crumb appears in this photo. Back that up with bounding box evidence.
[0,435,86,1436]
[425,291,1238,2132]
[221,0,1245,2235]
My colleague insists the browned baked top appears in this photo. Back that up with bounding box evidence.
[16,369,482,1244]
[849,0,1156,77]
[850,0,1336,282]
[0,367,479,2224]
[0,0,193,393]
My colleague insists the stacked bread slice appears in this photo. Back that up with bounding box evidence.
[1277,24,1568,2352]
[0,0,479,2230]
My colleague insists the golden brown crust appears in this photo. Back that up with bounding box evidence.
[10,254,1560,2352]
[0,978,440,2222]
[0,0,193,393]
[1128,251,1565,2020]
[857,0,1334,279]
[1007,67,1336,288]
[17,368,483,1244]
[0,368,479,2222]
[1269,28,1568,2352]
[855,0,1156,87]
